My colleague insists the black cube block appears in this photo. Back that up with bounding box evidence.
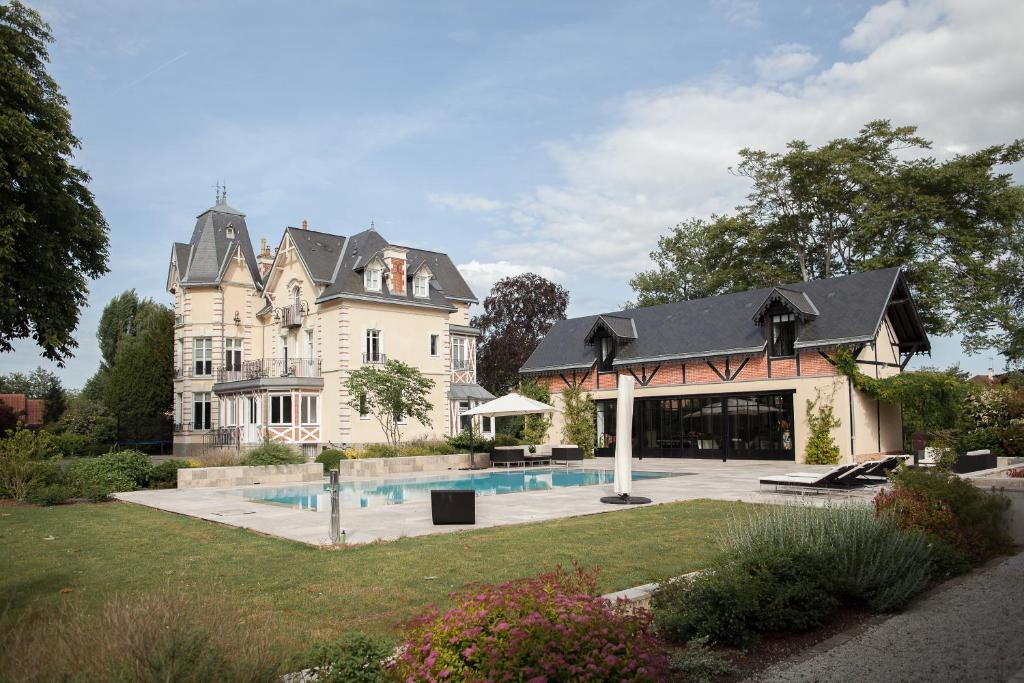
[431,489,476,525]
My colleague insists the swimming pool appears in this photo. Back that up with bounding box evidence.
[240,467,678,510]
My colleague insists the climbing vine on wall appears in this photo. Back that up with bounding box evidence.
[833,347,968,434]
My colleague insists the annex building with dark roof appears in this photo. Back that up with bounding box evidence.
[167,193,492,456]
[521,268,930,464]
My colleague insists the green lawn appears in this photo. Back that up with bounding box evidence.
[0,499,747,646]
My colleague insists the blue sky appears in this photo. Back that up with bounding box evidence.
[5,0,1021,387]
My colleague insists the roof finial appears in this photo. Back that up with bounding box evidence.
[222,182,227,203]
[369,218,376,232]
[214,180,221,204]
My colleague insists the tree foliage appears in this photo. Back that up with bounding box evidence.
[0,1,109,362]
[630,121,1024,361]
[103,302,174,421]
[561,384,597,457]
[345,359,434,448]
[804,398,841,465]
[472,273,568,395]
[518,378,551,447]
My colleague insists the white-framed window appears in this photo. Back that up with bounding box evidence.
[270,394,293,425]
[452,336,467,370]
[364,265,382,292]
[225,338,243,371]
[358,393,370,419]
[175,392,183,426]
[223,397,238,426]
[176,339,185,375]
[413,275,429,298]
[225,225,235,239]
[300,395,319,425]
[291,284,301,306]
[305,329,314,360]
[429,333,439,357]
[193,337,212,376]
[192,392,211,431]
[365,329,382,363]
[482,415,492,434]
[458,401,471,433]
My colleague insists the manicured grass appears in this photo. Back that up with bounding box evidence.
[0,498,748,647]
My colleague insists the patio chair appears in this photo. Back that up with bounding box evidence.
[552,446,583,463]
[758,463,858,494]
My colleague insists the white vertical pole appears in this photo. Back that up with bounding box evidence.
[329,469,340,544]
[614,375,635,496]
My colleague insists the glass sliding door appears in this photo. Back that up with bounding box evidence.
[596,391,796,460]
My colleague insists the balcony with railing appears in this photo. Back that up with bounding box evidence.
[174,314,185,327]
[215,357,321,383]
[362,352,387,365]
[278,302,305,328]
[452,357,471,371]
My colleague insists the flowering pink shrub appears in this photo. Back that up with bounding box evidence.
[393,563,668,682]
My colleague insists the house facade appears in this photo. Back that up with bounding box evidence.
[168,193,493,457]
[520,268,930,464]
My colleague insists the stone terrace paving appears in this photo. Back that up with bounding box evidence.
[115,459,868,546]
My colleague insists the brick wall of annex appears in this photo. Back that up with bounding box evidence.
[532,349,836,394]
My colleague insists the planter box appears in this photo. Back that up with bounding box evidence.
[431,489,476,525]
[331,452,486,477]
[177,463,323,489]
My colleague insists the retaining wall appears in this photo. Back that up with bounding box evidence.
[177,463,323,489]
[332,452,487,477]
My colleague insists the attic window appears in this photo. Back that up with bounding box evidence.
[770,313,796,357]
[225,225,235,239]
[364,265,382,292]
[413,274,429,298]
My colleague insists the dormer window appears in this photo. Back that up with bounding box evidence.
[225,225,235,239]
[770,313,796,357]
[413,274,429,298]
[364,265,382,292]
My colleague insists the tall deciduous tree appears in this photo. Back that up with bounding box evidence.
[472,273,569,395]
[345,359,434,448]
[0,1,109,362]
[103,303,174,423]
[630,121,1024,361]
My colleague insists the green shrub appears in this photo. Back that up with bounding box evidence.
[445,430,494,452]
[68,450,152,501]
[804,399,841,464]
[316,448,349,471]
[293,632,394,683]
[653,550,837,647]
[360,443,398,458]
[241,440,304,466]
[149,459,192,489]
[877,467,1012,563]
[668,636,737,683]
[561,384,597,457]
[24,483,77,506]
[0,430,61,501]
[653,505,933,646]
[397,438,458,456]
[50,432,97,458]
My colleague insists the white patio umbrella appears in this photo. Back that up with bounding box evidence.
[461,392,557,469]
[600,374,651,505]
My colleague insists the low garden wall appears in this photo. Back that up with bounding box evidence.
[177,463,323,489]
[970,469,1024,544]
[333,452,487,477]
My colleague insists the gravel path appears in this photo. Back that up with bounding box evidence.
[753,551,1024,683]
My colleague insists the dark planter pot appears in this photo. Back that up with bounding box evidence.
[953,451,996,474]
[431,489,476,525]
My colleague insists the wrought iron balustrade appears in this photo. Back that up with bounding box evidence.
[216,357,321,382]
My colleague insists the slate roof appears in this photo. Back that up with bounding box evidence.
[449,383,496,401]
[521,267,930,373]
[314,229,475,310]
[172,197,262,287]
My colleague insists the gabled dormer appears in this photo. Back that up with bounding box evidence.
[409,261,433,299]
[753,288,819,359]
[357,254,386,293]
[584,314,637,371]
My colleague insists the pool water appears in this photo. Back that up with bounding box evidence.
[240,467,677,510]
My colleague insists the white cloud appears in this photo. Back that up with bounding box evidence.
[753,44,819,81]
[455,260,567,304]
[470,0,1024,317]
[427,192,504,212]
[713,0,761,28]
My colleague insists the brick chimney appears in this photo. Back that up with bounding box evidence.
[301,219,308,230]
[382,246,408,295]
[257,238,274,276]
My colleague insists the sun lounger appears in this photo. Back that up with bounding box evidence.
[758,463,858,494]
